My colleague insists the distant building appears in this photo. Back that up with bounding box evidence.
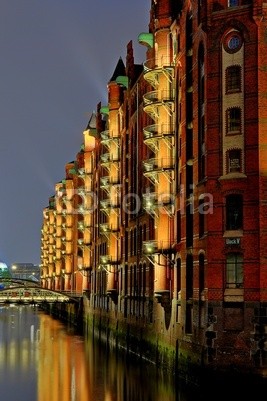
[10,263,40,282]
[0,261,11,279]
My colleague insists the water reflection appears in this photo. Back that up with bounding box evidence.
[37,312,89,401]
[0,305,191,401]
[85,339,178,401]
[0,305,39,401]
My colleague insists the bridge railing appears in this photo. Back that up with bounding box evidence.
[0,287,83,303]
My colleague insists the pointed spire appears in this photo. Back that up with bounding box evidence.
[85,111,96,131]
[109,57,126,82]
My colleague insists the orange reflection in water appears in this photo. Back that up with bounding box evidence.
[37,313,177,401]
[37,313,91,401]
[0,306,178,401]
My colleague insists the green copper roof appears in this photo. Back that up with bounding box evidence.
[138,33,154,48]
[100,106,109,115]
[116,76,129,88]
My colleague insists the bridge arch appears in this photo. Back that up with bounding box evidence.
[0,286,79,304]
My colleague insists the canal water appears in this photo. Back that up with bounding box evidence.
[0,304,200,401]
[0,305,260,401]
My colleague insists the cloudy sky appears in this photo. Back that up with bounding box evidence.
[0,0,150,266]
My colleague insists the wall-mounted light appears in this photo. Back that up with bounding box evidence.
[186,158,194,166]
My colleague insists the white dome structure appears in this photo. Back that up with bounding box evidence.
[0,261,8,271]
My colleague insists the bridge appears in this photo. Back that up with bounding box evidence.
[0,279,80,304]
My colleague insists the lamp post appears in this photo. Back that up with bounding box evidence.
[11,264,17,279]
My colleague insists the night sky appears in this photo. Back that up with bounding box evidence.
[0,0,149,266]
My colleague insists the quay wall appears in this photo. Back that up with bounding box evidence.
[41,296,267,388]
[82,298,202,386]
[82,296,267,387]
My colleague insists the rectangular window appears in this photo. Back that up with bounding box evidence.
[227,108,241,134]
[228,149,241,173]
[226,254,243,288]
[228,0,239,6]
[226,66,241,93]
[226,194,243,230]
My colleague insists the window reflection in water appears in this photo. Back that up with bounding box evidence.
[0,306,179,401]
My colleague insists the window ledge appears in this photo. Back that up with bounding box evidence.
[219,172,247,180]
[226,131,242,136]
[212,5,250,14]
[226,89,242,95]
[224,288,244,302]
[223,230,243,238]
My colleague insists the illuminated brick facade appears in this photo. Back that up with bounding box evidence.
[40,1,267,379]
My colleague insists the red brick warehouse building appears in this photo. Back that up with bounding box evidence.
[40,0,267,380]
[190,0,267,373]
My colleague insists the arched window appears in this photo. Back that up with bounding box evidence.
[186,254,193,300]
[198,42,206,180]
[185,254,193,334]
[199,199,205,237]
[176,259,181,298]
[199,254,205,294]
